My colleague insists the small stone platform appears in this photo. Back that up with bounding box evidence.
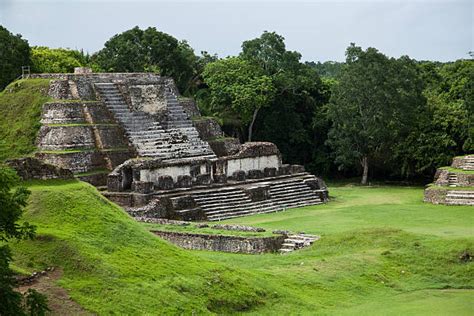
[424,155,474,206]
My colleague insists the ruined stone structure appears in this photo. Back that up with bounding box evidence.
[424,155,474,206]
[30,70,329,220]
[152,230,287,254]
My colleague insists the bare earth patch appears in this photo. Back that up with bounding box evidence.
[18,269,93,315]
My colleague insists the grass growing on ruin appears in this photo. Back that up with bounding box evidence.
[0,79,52,160]
[141,222,275,237]
[11,179,272,314]
[9,180,473,314]
[439,166,474,175]
[426,184,474,191]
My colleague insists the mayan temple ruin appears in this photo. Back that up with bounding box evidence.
[424,155,474,206]
[27,69,329,221]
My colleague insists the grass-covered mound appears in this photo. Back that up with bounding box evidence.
[0,79,51,160]
[10,180,473,314]
[197,185,474,315]
[11,180,270,314]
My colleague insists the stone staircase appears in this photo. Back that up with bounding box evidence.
[94,83,215,160]
[461,156,474,170]
[191,176,323,221]
[279,234,320,254]
[448,173,458,187]
[445,191,474,206]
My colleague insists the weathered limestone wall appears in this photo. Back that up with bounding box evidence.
[36,93,133,176]
[434,169,474,186]
[452,157,464,169]
[140,164,193,183]
[37,126,96,150]
[6,157,74,180]
[152,230,286,254]
[128,84,167,115]
[193,117,224,141]
[457,173,474,186]
[208,138,241,157]
[178,98,200,117]
[423,188,447,204]
[225,155,281,176]
[36,150,131,173]
[40,102,115,124]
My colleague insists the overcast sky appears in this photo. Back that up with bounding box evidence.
[0,0,472,62]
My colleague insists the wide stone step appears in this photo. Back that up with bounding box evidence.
[270,186,313,195]
[193,194,248,202]
[192,187,244,197]
[201,201,257,212]
[446,193,474,199]
[193,188,246,200]
[445,199,474,206]
[207,207,280,221]
[271,191,319,200]
[205,199,319,221]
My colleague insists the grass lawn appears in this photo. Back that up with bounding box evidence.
[10,181,474,315]
[194,184,474,315]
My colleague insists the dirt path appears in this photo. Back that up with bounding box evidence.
[18,268,93,315]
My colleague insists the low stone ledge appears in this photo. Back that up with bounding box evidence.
[193,117,224,141]
[152,230,286,254]
[132,181,154,194]
[423,187,447,204]
[244,185,270,202]
[212,224,266,233]
[208,138,241,157]
[290,164,305,174]
[6,157,73,180]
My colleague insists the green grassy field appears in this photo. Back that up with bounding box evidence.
[10,180,474,315]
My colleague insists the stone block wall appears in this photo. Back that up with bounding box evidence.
[423,188,447,204]
[178,98,200,117]
[36,150,131,173]
[37,125,96,150]
[6,157,73,180]
[208,138,241,157]
[193,117,224,140]
[36,93,133,175]
[40,102,115,125]
[152,231,286,254]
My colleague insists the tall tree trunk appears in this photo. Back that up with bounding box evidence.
[247,107,260,142]
[361,156,369,185]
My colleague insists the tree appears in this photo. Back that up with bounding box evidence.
[0,166,49,315]
[92,26,196,92]
[0,25,30,91]
[327,44,425,184]
[240,32,329,171]
[31,46,87,73]
[202,57,275,141]
[306,61,344,79]
[393,59,473,178]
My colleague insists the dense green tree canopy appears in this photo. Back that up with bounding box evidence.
[0,25,30,91]
[202,57,275,141]
[31,46,87,73]
[327,44,425,184]
[93,26,196,92]
[393,59,474,178]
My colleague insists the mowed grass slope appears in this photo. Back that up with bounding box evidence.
[11,180,272,314]
[12,181,473,315]
[0,79,51,160]
[195,185,474,315]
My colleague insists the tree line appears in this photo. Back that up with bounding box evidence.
[1,25,472,184]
